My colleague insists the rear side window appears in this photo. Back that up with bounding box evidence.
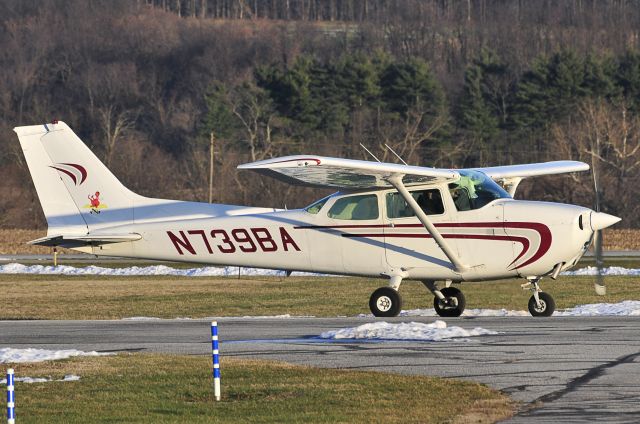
[386,189,444,218]
[328,194,379,220]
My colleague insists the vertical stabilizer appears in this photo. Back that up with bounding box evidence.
[14,121,138,234]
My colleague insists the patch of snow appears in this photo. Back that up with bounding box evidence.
[0,348,111,364]
[562,266,640,276]
[556,300,640,316]
[318,320,498,341]
[0,375,81,384]
[0,263,322,277]
[394,301,640,318]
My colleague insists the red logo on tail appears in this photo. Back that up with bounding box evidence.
[50,163,88,186]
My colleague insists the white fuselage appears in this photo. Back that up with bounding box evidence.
[77,183,595,282]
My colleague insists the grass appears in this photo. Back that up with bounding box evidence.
[2,354,514,423]
[0,272,638,319]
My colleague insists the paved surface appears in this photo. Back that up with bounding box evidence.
[1,316,639,422]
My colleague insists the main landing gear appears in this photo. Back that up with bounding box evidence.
[368,278,467,318]
[368,276,556,317]
[522,277,555,317]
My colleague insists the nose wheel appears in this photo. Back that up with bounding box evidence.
[523,278,556,317]
[528,291,555,317]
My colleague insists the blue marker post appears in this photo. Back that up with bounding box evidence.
[211,321,221,401]
[7,368,15,424]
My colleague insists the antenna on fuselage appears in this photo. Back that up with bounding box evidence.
[384,144,409,165]
[359,143,381,162]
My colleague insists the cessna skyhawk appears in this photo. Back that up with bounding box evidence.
[14,122,621,317]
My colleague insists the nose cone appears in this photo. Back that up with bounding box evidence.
[590,211,621,231]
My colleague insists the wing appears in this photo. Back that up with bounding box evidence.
[237,155,459,189]
[474,161,589,180]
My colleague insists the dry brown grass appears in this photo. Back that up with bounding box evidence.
[0,229,72,255]
[2,354,515,423]
[1,273,639,320]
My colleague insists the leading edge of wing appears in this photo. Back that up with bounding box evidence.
[237,155,459,189]
[474,160,590,180]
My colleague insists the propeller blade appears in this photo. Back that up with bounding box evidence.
[594,229,606,296]
[592,168,606,295]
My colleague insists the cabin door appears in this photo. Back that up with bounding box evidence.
[383,187,460,274]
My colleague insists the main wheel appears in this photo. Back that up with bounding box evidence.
[433,287,466,317]
[369,287,402,317]
[528,292,555,317]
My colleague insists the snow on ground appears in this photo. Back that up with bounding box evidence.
[562,266,640,276]
[0,263,321,277]
[0,348,111,364]
[318,320,497,341]
[0,375,81,384]
[3,263,640,277]
[555,300,640,316]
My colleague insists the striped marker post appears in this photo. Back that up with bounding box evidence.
[7,368,15,424]
[211,321,221,401]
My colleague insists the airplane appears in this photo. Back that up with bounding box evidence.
[14,121,621,317]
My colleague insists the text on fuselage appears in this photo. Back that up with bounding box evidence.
[167,227,301,255]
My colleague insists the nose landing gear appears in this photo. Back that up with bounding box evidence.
[522,277,555,317]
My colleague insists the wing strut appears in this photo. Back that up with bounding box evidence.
[387,175,468,273]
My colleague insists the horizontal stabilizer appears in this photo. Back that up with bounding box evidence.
[29,233,142,247]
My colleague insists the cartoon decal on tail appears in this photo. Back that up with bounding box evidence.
[84,191,108,214]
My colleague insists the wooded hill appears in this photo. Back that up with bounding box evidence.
[1,0,639,228]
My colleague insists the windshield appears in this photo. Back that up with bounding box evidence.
[448,170,510,211]
[305,195,332,214]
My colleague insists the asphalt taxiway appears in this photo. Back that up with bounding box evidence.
[1,316,639,422]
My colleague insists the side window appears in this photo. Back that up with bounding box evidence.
[450,187,472,211]
[386,189,445,218]
[328,194,379,220]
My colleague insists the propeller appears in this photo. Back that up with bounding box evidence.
[591,164,607,295]
[592,167,605,295]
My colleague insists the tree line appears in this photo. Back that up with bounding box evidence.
[0,0,638,228]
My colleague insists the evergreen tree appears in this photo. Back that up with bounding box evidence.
[511,50,587,130]
[457,49,512,142]
[616,51,640,111]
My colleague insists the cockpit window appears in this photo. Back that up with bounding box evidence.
[386,189,444,218]
[328,194,379,220]
[305,195,331,214]
[448,170,510,211]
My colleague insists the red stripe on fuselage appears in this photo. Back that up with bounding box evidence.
[298,221,551,269]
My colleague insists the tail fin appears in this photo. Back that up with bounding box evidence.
[14,121,139,235]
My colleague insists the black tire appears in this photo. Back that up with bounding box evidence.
[369,287,402,317]
[433,287,466,317]
[528,292,555,317]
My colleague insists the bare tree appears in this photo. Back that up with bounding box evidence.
[98,105,135,167]
[551,98,640,222]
